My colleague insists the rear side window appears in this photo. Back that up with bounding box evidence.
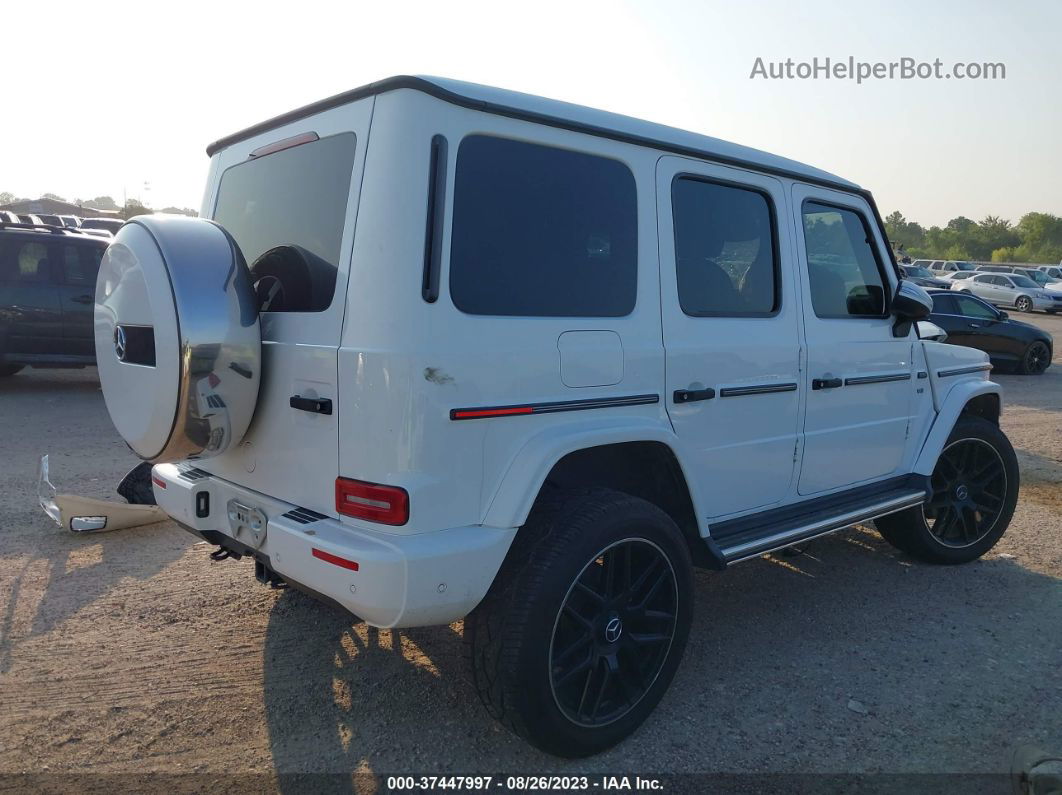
[930,294,957,314]
[672,177,778,316]
[213,133,356,313]
[449,136,637,317]
[802,201,887,318]
[0,240,52,282]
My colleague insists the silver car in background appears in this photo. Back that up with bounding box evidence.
[953,272,1062,313]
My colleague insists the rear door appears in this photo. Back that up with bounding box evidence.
[793,185,915,496]
[198,102,373,517]
[658,157,802,519]
[57,241,104,356]
[0,236,64,356]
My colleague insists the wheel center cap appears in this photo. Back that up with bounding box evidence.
[955,484,969,501]
[604,616,623,644]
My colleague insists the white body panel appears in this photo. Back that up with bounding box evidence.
[149,77,1005,628]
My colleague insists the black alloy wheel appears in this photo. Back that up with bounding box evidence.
[1021,341,1051,375]
[923,438,1007,548]
[549,539,678,728]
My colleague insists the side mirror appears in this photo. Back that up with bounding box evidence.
[998,311,1009,320]
[916,320,948,342]
[892,280,933,337]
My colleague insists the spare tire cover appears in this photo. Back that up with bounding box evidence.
[94,215,260,462]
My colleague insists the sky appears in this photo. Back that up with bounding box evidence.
[2,0,1059,227]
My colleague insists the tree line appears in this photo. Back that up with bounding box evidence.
[0,192,197,220]
[886,211,1062,265]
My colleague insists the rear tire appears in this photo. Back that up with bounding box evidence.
[1019,341,1051,375]
[1015,295,1033,313]
[0,364,24,377]
[465,488,693,757]
[877,416,1018,564]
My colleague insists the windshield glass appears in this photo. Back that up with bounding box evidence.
[954,261,976,270]
[1010,275,1038,288]
[1024,271,1049,285]
[213,133,356,313]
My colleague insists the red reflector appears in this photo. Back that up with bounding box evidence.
[452,406,533,420]
[312,548,360,571]
[151,476,167,489]
[335,477,409,526]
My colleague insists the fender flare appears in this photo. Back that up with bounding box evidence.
[913,379,1002,476]
[481,416,701,530]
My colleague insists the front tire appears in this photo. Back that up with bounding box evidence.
[465,488,693,757]
[1015,295,1033,313]
[877,416,1018,564]
[1019,341,1051,375]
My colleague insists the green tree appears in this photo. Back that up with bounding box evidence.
[0,191,15,205]
[84,196,119,211]
[120,200,153,220]
[41,192,67,202]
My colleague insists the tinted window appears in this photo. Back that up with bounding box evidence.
[931,294,957,314]
[954,294,998,319]
[802,201,887,318]
[0,240,52,282]
[61,243,103,284]
[213,133,356,313]
[672,177,777,316]
[1010,275,1038,288]
[449,136,637,317]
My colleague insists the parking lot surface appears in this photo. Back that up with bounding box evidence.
[1,315,1060,786]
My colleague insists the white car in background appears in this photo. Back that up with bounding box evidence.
[953,272,1062,313]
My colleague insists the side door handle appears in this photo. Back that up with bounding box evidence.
[673,387,716,403]
[71,295,93,304]
[968,323,984,328]
[811,377,843,390]
[289,395,333,415]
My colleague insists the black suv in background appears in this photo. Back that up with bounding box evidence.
[0,223,108,376]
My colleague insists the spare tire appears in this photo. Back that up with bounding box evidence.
[94,215,260,463]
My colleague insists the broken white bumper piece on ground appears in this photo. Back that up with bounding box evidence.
[38,455,166,533]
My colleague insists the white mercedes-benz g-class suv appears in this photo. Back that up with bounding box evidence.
[93,76,1018,757]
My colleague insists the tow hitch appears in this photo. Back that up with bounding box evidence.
[209,547,238,562]
[255,559,287,589]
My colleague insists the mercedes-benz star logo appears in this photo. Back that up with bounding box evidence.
[604,616,623,644]
[955,484,969,501]
[113,325,127,361]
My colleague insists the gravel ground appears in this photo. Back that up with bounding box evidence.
[0,316,1059,790]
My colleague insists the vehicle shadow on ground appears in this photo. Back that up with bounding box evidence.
[0,520,190,674]
[262,527,1062,786]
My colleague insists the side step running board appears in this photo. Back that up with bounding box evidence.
[709,484,928,566]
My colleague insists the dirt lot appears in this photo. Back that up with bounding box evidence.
[1,315,1060,789]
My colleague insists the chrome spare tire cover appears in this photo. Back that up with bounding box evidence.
[94,215,260,462]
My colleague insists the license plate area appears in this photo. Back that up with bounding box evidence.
[227,499,266,547]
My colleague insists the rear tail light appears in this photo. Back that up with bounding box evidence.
[335,477,409,526]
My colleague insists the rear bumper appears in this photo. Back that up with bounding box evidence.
[152,463,516,628]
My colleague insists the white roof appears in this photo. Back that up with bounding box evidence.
[419,76,859,190]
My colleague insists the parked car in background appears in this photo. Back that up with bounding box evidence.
[75,228,113,239]
[928,290,1053,375]
[941,270,978,282]
[0,211,20,224]
[58,215,82,228]
[79,217,124,235]
[978,264,1062,291]
[35,213,63,226]
[953,272,1062,313]
[17,214,44,226]
[900,264,951,289]
[0,224,107,375]
[910,259,936,270]
[1034,265,1062,281]
[932,260,978,274]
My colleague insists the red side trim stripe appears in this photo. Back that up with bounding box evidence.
[451,406,533,420]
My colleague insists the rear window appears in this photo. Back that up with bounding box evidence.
[213,132,356,313]
[449,135,637,317]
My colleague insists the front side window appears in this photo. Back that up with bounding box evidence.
[672,177,778,316]
[213,132,356,313]
[1010,275,1038,289]
[931,294,958,314]
[802,201,887,318]
[954,294,998,319]
[449,135,637,317]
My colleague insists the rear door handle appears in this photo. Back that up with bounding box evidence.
[812,377,843,390]
[289,395,332,415]
[673,387,715,403]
